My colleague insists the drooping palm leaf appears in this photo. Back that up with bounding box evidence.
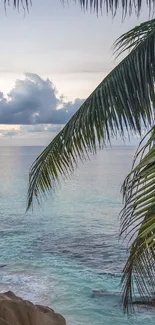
[114,19,155,55]
[68,0,155,17]
[120,127,155,312]
[4,0,30,10]
[27,18,155,210]
[4,0,155,17]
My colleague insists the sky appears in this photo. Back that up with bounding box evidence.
[0,0,150,145]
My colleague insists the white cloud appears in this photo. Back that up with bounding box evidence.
[0,73,84,125]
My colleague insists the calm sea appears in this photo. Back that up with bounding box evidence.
[0,146,155,325]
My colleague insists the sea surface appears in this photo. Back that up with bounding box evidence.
[0,145,155,325]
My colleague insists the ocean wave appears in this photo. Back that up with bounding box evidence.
[91,289,120,298]
[33,233,126,273]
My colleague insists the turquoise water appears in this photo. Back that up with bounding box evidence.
[0,146,155,325]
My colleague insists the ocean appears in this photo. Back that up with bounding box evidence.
[0,145,155,325]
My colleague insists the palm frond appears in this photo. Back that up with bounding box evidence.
[5,0,155,16]
[4,0,31,10]
[64,0,155,17]
[27,19,155,210]
[120,127,155,312]
[114,18,155,55]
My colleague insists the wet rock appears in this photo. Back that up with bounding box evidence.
[0,291,66,325]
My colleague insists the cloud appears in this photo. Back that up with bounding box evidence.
[0,73,84,125]
[20,124,63,133]
[0,128,19,137]
[0,124,63,138]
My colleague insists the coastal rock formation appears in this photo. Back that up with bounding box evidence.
[0,291,66,325]
[133,299,155,307]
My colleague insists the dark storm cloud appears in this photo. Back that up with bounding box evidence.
[0,73,84,125]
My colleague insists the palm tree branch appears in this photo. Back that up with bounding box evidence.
[27,19,155,209]
[120,126,155,311]
[114,19,155,56]
[63,0,155,17]
[4,0,155,16]
[121,220,155,312]
[4,0,31,10]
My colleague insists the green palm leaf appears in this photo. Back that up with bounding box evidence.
[27,18,155,209]
[68,0,155,17]
[114,19,155,55]
[4,0,155,16]
[121,127,155,312]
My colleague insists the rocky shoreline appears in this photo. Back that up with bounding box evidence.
[0,291,66,325]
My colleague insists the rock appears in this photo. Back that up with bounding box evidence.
[91,289,119,298]
[91,289,108,298]
[0,291,66,325]
[133,299,155,307]
[0,265,7,268]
